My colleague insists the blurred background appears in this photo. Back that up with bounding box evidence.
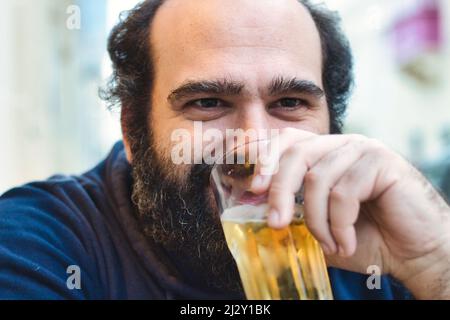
[0,0,449,201]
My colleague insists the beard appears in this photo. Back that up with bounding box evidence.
[129,128,243,295]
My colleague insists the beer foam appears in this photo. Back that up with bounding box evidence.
[221,203,304,222]
[221,204,269,222]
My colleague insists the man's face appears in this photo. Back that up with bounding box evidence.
[150,0,329,163]
[126,0,330,294]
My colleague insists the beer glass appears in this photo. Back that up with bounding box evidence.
[210,140,333,300]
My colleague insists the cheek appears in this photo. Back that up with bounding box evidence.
[150,110,196,158]
[291,107,330,135]
[295,118,330,135]
[150,123,194,182]
[150,89,193,148]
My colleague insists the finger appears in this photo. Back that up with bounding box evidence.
[267,149,307,228]
[325,215,381,274]
[264,135,365,225]
[259,135,362,216]
[253,133,367,191]
[251,129,315,193]
[303,141,365,255]
[329,153,380,257]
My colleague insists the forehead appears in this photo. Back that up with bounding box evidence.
[150,0,323,90]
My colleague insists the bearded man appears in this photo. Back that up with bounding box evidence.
[1,0,449,300]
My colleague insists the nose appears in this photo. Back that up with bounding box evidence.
[234,102,271,135]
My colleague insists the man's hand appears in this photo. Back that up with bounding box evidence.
[250,128,450,299]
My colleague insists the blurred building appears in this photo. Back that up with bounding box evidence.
[0,0,121,193]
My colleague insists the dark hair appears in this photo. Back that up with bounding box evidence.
[101,0,353,153]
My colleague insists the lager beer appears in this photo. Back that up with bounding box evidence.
[221,204,333,300]
[211,140,333,300]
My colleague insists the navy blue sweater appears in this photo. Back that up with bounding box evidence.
[0,142,413,299]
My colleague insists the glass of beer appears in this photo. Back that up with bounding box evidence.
[210,140,333,300]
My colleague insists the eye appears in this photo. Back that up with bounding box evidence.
[187,98,227,109]
[271,98,309,109]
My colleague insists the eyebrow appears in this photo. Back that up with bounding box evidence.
[269,76,325,98]
[167,79,245,103]
[167,76,324,103]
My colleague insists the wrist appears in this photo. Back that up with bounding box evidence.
[399,235,450,299]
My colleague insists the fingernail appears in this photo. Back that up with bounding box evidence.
[251,175,269,190]
[251,175,264,189]
[268,209,280,227]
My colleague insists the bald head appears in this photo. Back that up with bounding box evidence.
[150,0,323,97]
[151,0,322,58]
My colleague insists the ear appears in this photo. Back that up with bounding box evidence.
[120,110,133,164]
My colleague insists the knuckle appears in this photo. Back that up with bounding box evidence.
[368,137,382,146]
[283,143,301,159]
[330,224,349,234]
[290,142,309,159]
[329,188,347,203]
[269,181,285,195]
[283,143,305,164]
[304,171,321,186]
[367,138,386,153]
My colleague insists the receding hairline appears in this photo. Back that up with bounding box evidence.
[147,0,323,79]
[148,0,321,49]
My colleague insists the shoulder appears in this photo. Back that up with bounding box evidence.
[0,176,107,299]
